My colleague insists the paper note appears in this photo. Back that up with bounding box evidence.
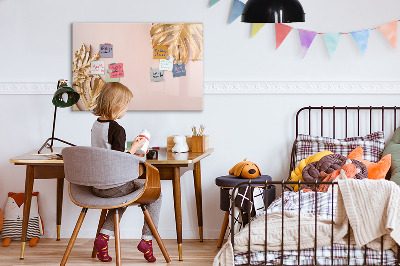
[150,68,165,82]
[100,43,113,58]
[109,63,124,78]
[153,45,168,59]
[172,63,186,77]
[105,72,120,82]
[91,61,105,75]
[159,57,174,71]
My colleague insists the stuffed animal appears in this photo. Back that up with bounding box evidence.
[172,135,189,153]
[1,192,44,247]
[229,159,261,179]
[0,208,3,232]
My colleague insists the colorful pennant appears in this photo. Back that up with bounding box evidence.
[351,29,370,55]
[251,23,266,38]
[275,24,293,49]
[379,21,398,50]
[229,0,245,24]
[298,30,317,58]
[323,33,341,58]
[209,0,220,7]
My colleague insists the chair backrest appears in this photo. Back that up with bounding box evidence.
[62,146,145,187]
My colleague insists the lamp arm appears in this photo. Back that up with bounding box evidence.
[50,105,57,148]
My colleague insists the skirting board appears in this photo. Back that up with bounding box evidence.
[47,228,222,240]
[0,81,400,94]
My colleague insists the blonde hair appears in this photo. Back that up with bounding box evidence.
[93,82,133,120]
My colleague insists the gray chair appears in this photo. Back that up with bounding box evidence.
[60,146,171,265]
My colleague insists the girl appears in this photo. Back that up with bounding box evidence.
[91,82,161,263]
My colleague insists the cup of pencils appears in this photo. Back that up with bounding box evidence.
[191,124,209,152]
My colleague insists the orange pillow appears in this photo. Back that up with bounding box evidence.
[347,146,391,180]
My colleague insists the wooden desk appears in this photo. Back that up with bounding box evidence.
[10,147,213,261]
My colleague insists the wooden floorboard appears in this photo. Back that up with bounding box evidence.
[0,239,222,265]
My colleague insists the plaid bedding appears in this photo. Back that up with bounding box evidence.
[294,131,385,166]
[234,191,397,265]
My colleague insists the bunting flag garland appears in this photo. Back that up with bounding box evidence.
[351,29,370,55]
[229,0,245,24]
[209,0,220,7]
[208,4,400,57]
[251,23,266,38]
[378,21,398,50]
[275,23,293,49]
[323,33,341,58]
[298,29,317,58]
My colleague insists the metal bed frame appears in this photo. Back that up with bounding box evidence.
[230,106,400,266]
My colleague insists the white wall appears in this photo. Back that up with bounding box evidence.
[1,0,400,239]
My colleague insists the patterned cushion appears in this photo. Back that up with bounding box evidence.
[295,131,385,166]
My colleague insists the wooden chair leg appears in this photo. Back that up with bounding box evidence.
[60,208,88,266]
[217,211,230,248]
[141,205,171,263]
[114,210,121,266]
[91,209,108,258]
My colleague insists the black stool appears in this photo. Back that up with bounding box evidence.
[215,175,275,248]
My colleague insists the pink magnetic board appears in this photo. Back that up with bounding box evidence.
[72,23,203,111]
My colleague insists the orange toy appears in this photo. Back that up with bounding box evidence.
[2,192,43,247]
[348,146,391,180]
[229,159,261,179]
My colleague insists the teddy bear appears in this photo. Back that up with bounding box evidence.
[1,192,44,247]
[229,159,261,179]
[172,135,189,153]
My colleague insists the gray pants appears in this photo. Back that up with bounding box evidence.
[92,180,162,240]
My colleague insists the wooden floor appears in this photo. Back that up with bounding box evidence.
[0,239,221,265]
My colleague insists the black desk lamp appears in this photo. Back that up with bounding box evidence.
[38,79,80,154]
[241,0,305,23]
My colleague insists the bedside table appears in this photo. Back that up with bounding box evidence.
[215,175,275,248]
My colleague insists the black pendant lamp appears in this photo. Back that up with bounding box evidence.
[242,0,305,23]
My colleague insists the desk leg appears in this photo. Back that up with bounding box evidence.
[56,178,64,241]
[193,161,203,242]
[172,167,183,261]
[20,165,34,259]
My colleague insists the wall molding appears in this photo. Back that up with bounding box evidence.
[1,81,400,95]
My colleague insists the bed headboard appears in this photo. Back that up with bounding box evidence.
[290,106,400,179]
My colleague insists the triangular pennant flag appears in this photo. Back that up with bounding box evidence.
[298,29,317,58]
[209,0,220,7]
[251,23,266,38]
[378,21,398,50]
[351,29,370,55]
[275,23,293,49]
[229,0,245,24]
[323,33,341,58]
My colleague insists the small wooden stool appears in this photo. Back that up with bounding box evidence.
[215,175,275,248]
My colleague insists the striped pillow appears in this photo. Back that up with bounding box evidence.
[294,131,385,166]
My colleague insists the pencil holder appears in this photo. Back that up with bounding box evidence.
[191,135,209,153]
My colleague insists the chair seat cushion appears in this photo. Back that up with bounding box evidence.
[69,180,145,208]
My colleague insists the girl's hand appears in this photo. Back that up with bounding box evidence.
[134,148,149,157]
[129,137,147,155]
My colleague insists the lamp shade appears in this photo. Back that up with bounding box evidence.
[241,0,305,23]
[52,84,80,108]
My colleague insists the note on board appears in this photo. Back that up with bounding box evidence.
[159,57,174,71]
[91,61,105,75]
[109,63,124,78]
[153,45,168,59]
[100,43,113,58]
[150,68,165,82]
[172,63,186,77]
[105,71,120,82]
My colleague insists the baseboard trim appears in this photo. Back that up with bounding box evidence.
[1,81,399,95]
